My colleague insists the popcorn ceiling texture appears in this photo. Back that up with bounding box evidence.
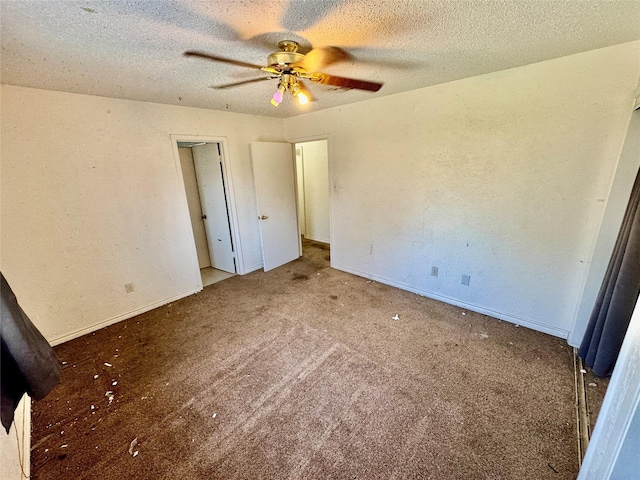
[1,0,639,118]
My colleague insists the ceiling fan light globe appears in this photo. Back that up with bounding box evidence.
[271,89,284,106]
[297,92,309,105]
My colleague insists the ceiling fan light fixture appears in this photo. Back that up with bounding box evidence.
[296,91,309,105]
[270,84,285,106]
[187,40,383,109]
[290,80,309,105]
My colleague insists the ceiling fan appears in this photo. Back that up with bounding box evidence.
[184,40,383,107]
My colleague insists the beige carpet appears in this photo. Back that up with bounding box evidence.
[31,240,578,479]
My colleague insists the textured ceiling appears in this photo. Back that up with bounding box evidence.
[1,0,639,118]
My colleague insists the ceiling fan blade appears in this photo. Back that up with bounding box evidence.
[313,73,383,92]
[183,50,264,70]
[291,46,350,72]
[210,77,272,90]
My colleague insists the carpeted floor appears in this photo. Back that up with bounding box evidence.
[32,240,580,479]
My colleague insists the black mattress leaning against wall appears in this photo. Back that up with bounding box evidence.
[1,272,61,433]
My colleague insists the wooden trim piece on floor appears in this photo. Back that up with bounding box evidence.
[574,348,591,466]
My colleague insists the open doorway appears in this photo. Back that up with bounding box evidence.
[294,139,330,258]
[177,140,237,287]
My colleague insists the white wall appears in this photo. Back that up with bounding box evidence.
[299,140,330,243]
[2,42,638,344]
[0,86,284,343]
[0,395,30,480]
[285,42,640,337]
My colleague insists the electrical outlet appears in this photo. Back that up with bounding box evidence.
[461,274,471,286]
[431,266,439,277]
[124,282,135,293]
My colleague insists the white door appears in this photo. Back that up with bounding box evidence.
[178,147,211,269]
[251,142,300,271]
[192,144,236,274]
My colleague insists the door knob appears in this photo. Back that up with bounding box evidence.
[260,215,269,220]
[201,215,207,220]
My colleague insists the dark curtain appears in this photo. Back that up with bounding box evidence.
[579,166,640,377]
[1,273,61,433]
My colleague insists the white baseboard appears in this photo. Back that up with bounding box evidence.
[333,263,569,339]
[241,263,263,274]
[304,235,330,244]
[50,287,202,346]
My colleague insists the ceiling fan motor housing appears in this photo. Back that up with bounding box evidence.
[268,40,304,69]
[267,51,304,68]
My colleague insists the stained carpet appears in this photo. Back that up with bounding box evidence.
[31,240,578,479]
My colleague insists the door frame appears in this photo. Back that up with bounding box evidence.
[171,135,245,285]
[288,134,332,255]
